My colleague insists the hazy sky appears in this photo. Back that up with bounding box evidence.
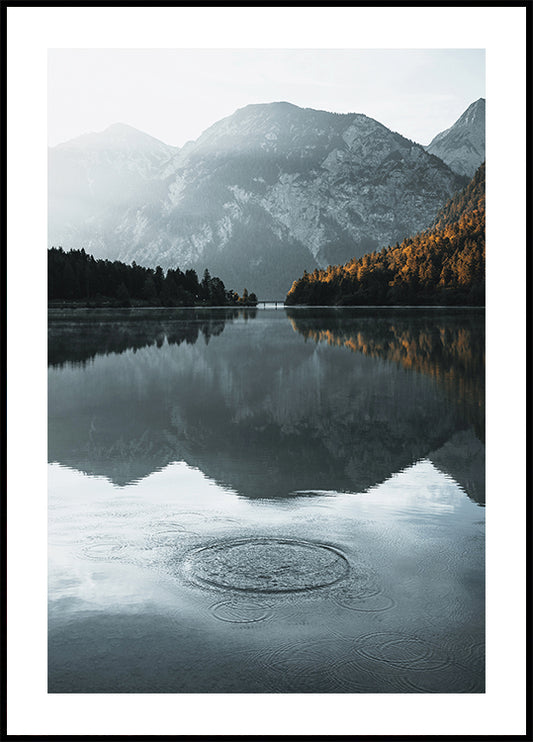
[48,48,484,148]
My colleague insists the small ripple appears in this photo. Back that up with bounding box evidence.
[80,539,129,561]
[209,599,273,624]
[351,631,450,671]
[335,593,396,613]
[331,569,395,613]
[150,520,189,532]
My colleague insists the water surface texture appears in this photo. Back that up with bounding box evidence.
[48,307,485,693]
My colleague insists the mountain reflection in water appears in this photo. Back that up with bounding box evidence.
[48,307,484,503]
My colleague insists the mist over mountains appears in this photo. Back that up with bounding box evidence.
[49,100,484,297]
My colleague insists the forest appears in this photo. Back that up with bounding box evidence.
[48,248,258,307]
[285,163,485,306]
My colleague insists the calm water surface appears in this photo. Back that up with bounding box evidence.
[48,307,485,693]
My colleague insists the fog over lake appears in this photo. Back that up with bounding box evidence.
[48,307,485,693]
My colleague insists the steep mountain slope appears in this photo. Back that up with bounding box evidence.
[48,103,466,297]
[285,162,485,306]
[425,98,485,178]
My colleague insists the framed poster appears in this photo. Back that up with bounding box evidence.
[4,3,528,738]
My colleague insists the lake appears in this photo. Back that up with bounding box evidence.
[48,306,485,693]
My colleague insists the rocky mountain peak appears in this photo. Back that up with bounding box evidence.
[425,98,485,177]
[458,97,485,126]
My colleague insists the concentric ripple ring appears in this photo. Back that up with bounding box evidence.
[183,537,350,593]
[209,600,273,624]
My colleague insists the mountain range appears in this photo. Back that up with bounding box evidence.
[49,100,485,297]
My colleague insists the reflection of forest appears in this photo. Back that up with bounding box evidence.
[48,307,257,368]
[287,309,485,442]
[48,309,484,503]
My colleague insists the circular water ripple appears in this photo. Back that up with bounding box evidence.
[183,538,350,593]
[352,631,450,672]
[332,571,395,613]
[151,520,189,532]
[209,599,273,624]
[336,592,395,613]
[80,539,129,561]
[148,528,199,547]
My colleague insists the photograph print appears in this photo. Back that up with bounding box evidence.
[47,47,487,696]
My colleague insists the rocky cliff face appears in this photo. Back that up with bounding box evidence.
[425,98,485,178]
[49,103,467,297]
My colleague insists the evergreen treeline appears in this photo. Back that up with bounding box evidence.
[285,163,485,306]
[48,248,258,307]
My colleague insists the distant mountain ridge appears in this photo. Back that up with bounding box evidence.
[49,102,473,297]
[49,123,178,259]
[425,98,485,178]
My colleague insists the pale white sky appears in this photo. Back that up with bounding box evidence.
[48,48,484,148]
